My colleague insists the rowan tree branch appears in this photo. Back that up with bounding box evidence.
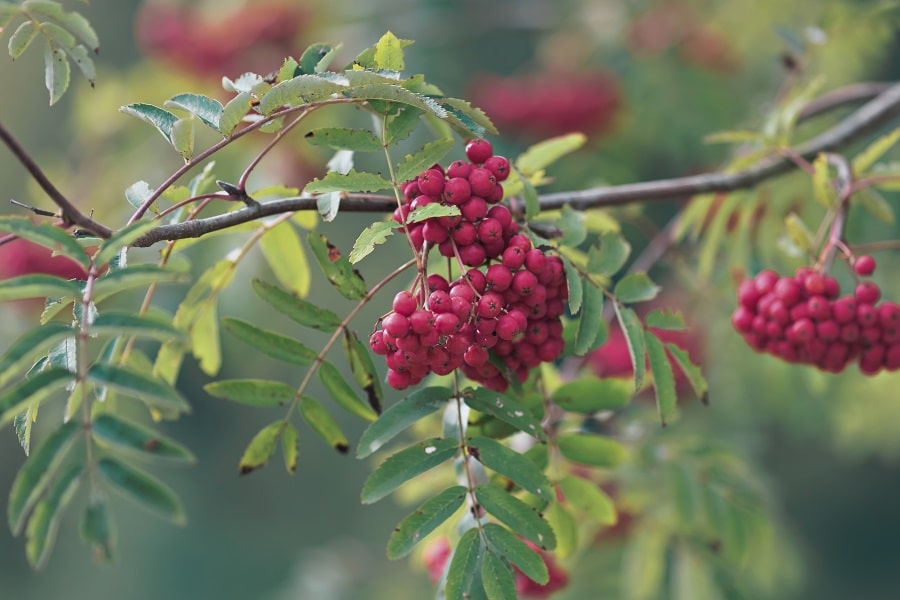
[0,121,114,238]
[123,81,897,247]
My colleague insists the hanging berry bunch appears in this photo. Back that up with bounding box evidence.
[370,140,567,391]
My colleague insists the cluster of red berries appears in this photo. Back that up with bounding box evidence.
[371,141,567,391]
[732,256,900,374]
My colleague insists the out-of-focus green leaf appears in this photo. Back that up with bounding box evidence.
[25,463,82,569]
[80,494,115,563]
[92,414,195,465]
[299,395,349,453]
[614,273,660,304]
[342,329,383,416]
[516,133,587,177]
[0,322,73,387]
[552,376,631,414]
[574,278,604,355]
[252,278,343,330]
[238,421,282,475]
[465,388,546,442]
[0,368,73,428]
[204,379,296,408]
[474,484,556,549]
[647,333,678,426]
[165,93,223,131]
[0,218,89,269]
[90,312,184,342]
[361,437,458,504]
[544,501,577,558]
[853,127,900,174]
[357,387,452,458]
[467,436,553,501]
[86,363,190,414]
[306,233,368,300]
[667,343,708,404]
[8,21,37,59]
[557,205,587,247]
[590,232,631,277]
[222,318,316,366]
[857,187,895,224]
[319,361,377,421]
[386,485,467,559]
[93,221,156,266]
[557,432,627,468]
[97,457,186,525]
[92,264,188,299]
[646,308,687,330]
[259,219,310,297]
[282,422,299,475]
[615,303,646,390]
[0,274,80,302]
[623,526,668,600]
[558,475,617,525]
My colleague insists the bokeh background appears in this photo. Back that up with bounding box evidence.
[1,0,899,598]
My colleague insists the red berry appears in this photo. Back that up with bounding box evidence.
[392,290,418,316]
[879,302,900,328]
[502,246,527,270]
[737,280,761,310]
[485,264,513,292]
[512,270,539,296]
[803,273,826,296]
[464,344,490,367]
[465,139,493,164]
[854,255,876,276]
[382,312,410,338]
[460,196,488,222]
[423,220,449,244]
[477,292,505,319]
[387,369,411,390]
[443,177,472,205]
[774,277,802,307]
[427,274,450,293]
[496,314,523,341]
[468,167,497,197]
[417,168,445,196]
[855,281,881,305]
[483,155,510,181]
[754,270,779,295]
[447,160,473,179]
[832,296,857,324]
[459,242,487,267]
[409,309,435,335]
[451,221,477,246]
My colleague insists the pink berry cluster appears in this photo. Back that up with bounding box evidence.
[370,140,568,391]
[731,256,900,374]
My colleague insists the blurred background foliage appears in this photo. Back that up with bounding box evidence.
[0,0,898,598]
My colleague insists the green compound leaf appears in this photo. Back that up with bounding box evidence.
[204,379,296,408]
[349,220,398,264]
[0,218,89,269]
[222,317,316,366]
[342,329,383,416]
[482,550,517,600]
[589,232,631,277]
[238,421,282,475]
[307,233,368,300]
[165,92,223,131]
[282,422,299,475]
[464,387,546,442]
[558,474,617,525]
[347,83,447,118]
[406,203,461,224]
[445,527,485,600]
[515,133,587,177]
[120,103,179,143]
[25,462,82,570]
[90,311,184,343]
[440,97,498,136]
[385,106,424,145]
[304,127,382,152]
[0,274,81,302]
[474,484,556,550]
[666,342,708,403]
[386,485,467,560]
[97,457,186,525]
[319,360,377,421]
[615,303,646,390]
[467,436,553,501]
[93,220,157,266]
[361,437,459,504]
[357,386,452,458]
[646,333,678,425]
[251,278,343,331]
[0,321,74,388]
[87,363,190,414]
[645,308,687,330]
[51,5,99,51]
[92,414,196,465]
[80,495,115,563]
[220,91,251,137]
[395,137,454,182]
[8,21,38,59]
[304,169,393,194]
[614,272,660,304]
[0,368,74,428]
[41,21,75,49]
[551,376,632,414]
[482,523,549,585]
[557,432,627,468]
[299,395,349,454]
[259,219,310,297]
[574,278,604,356]
[8,420,80,535]
[257,73,348,115]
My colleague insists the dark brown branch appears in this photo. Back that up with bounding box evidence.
[0,121,113,238]
[131,82,900,248]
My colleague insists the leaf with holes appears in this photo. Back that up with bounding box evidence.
[386,485,467,560]
[467,436,553,501]
[361,437,459,504]
[357,387,452,458]
[474,484,556,550]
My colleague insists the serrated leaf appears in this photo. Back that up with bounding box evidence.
[645,308,686,330]
[238,421,282,475]
[465,388,546,442]
[282,422,299,474]
[251,278,343,330]
[395,138,454,182]
[318,361,377,421]
[8,420,80,535]
[204,379,296,408]
[304,127,382,152]
[614,273,660,303]
[259,219,310,296]
[857,187,895,224]
[615,304,646,390]
[307,232,368,300]
[552,376,631,414]
[543,501,577,559]
[120,103,178,143]
[220,91,251,136]
[8,21,37,59]
[482,550,516,600]
[0,218,90,269]
[561,255,583,315]
[342,329,383,414]
[407,203,461,224]
[349,221,398,263]
[853,127,900,174]
[361,437,459,504]
[0,321,73,387]
[0,368,73,428]
[257,73,348,115]
[558,474,617,525]
[347,83,447,119]
[515,133,587,176]
[90,311,184,342]
[467,436,553,501]
[222,317,316,366]
[482,523,549,584]
[25,462,82,569]
[299,395,349,453]
[304,169,392,194]
[80,495,114,563]
[357,386,452,458]
[97,457,186,525]
[166,93,223,131]
[445,527,484,600]
[374,31,410,70]
[557,431,626,468]
[440,97,498,136]
[386,485,467,560]
[666,343,708,403]
[385,107,423,145]
[92,414,195,465]
[574,279,604,355]
[646,333,678,426]
[474,484,556,549]
[86,363,190,414]
[589,232,631,277]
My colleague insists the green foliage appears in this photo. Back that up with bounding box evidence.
[474,484,556,549]
[386,485,467,559]
[361,437,459,504]
[97,457,186,525]
[307,233,368,300]
[357,387,452,458]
